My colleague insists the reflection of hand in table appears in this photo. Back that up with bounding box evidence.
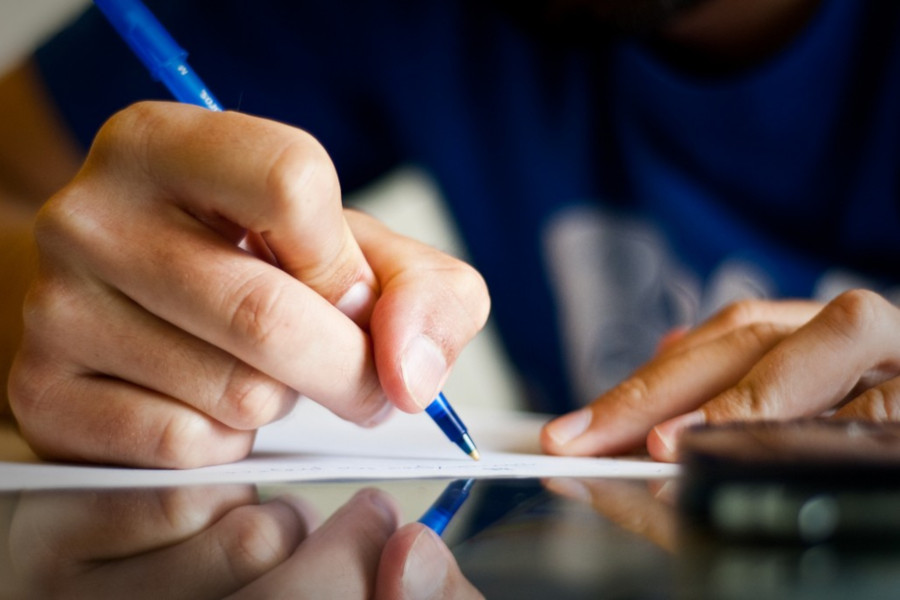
[544,478,678,552]
[0,484,482,599]
[234,490,483,599]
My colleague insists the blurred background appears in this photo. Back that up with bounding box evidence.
[0,0,524,412]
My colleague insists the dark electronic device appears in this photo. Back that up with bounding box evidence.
[678,419,900,544]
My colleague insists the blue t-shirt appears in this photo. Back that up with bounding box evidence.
[34,0,900,413]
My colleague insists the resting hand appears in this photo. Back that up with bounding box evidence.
[541,290,900,461]
[8,102,489,467]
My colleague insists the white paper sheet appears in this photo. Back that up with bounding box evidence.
[0,402,678,490]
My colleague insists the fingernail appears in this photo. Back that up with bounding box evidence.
[653,411,706,460]
[401,335,447,409]
[545,409,592,447]
[335,281,376,324]
[651,480,679,505]
[402,528,448,599]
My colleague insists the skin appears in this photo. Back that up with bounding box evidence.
[0,485,482,598]
[2,95,489,467]
[538,0,900,460]
[0,0,896,471]
[543,477,677,552]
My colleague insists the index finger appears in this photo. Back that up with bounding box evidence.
[649,290,900,460]
[87,102,378,316]
[47,102,386,420]
[541,320,792,456]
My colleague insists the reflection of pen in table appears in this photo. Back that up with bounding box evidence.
[418,478,475,535]
[92,0,481,462]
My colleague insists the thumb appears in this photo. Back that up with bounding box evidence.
[376,523,483,600]
[349,211,490,412]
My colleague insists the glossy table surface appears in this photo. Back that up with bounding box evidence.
[1,423,898,599]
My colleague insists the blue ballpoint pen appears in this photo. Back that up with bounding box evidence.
[93,0,222,111]
[418,478,475,535]
[93,0,481,461]
[427,392,480,460]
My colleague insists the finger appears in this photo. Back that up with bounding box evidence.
[38,184,388,429]
[80,497,310,599]
[351,211,491,411]
[375,523,484,600]
[649,290,900,461]
[654,326,689,356]
[543,478,677,552]
[11,360,254,467]
[88,102,378,315]
[541,321,793,456]
[9,486,256,575]
[656,299,821,358]
[13,494,309,599]
[229,488,400,599]
[832,377,900,421]
[21,276,298,433]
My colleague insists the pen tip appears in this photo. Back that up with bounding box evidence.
[469,449,481,461]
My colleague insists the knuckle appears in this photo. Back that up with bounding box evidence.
[263,133,338,221]
[725,379,780,420]
[154,489,209,532]
[221,507,295,579]
[613,375,653,412]
[227,275,294,355]
[33,185,99,259]
[716,298,765,330]
[221,364,295,429]
[821,289,884,340]
[154,414,211,469]
[733,321,786,351]
[91,101,163,169]
[22,278,78,332]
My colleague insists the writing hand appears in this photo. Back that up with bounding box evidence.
[8,102,489,467]
[541,290,900,461]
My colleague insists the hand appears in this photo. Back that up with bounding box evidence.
[0,485,482,599]
[1,485,305,598]
[236,490,483,600]
[541,290,900,461]
[8,102,489,467]
[543,477,678,552]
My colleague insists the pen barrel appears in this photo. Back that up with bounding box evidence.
[418,479,474,535]
[95,0,184,71]
[94,0,223,111]
[426,392,468,438]
[157,63,223,111]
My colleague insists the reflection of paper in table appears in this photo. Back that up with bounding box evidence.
[0,402,678,490]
